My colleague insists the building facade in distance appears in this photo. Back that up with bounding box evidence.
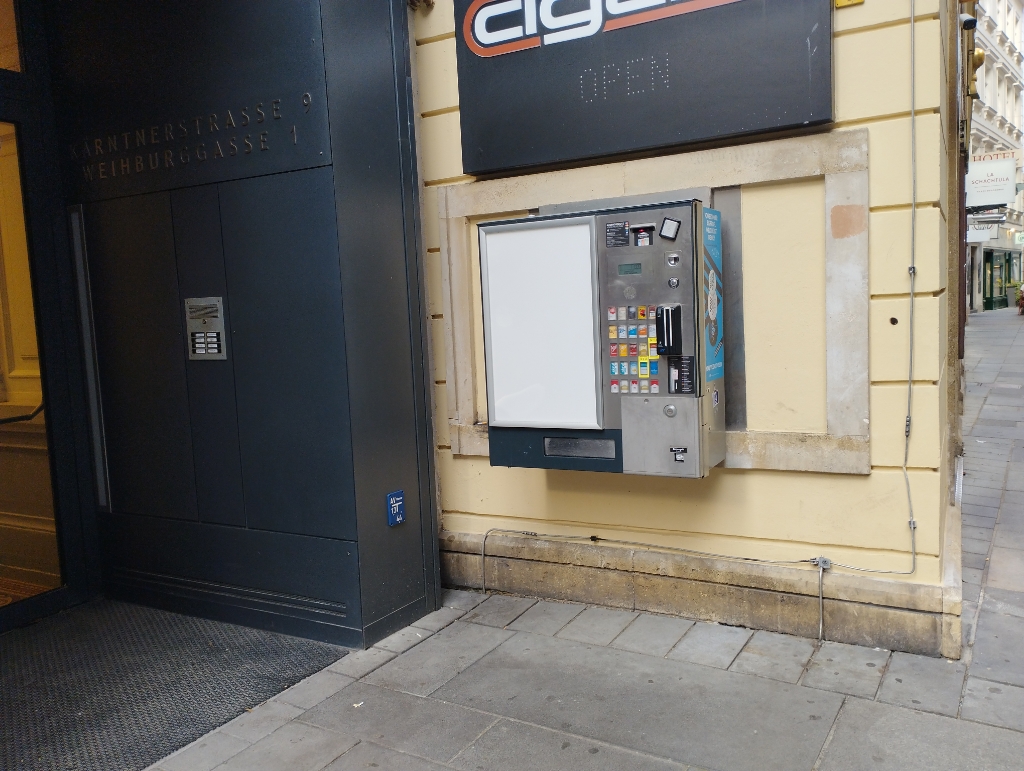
[968,0,1024,310]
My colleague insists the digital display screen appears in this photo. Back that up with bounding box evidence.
[618,263,642,276]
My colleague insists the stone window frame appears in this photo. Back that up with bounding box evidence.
[436,129,870,474]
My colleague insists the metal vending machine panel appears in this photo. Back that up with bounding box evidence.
[481,201,725,478]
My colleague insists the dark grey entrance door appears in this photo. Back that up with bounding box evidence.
[0,0,101,634]
[48,0,438,646]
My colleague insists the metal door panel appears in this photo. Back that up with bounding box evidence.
[83,194,199,520]
[218,166,357,541]
[171,186,246,527]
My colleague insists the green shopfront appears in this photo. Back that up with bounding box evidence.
[983,248,1021,310]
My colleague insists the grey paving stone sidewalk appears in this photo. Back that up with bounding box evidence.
[146,590,1024,771]
[146,310,1024,770]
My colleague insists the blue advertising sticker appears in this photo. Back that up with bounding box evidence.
[703,209,724,383]
[387,490,405,527]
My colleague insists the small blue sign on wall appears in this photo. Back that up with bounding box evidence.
[387,490,405,527]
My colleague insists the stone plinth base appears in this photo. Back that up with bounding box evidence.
[440,530,962,658]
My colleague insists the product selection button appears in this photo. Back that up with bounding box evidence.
[628,343,639,357]
[638,324,648,337]
[618,325,628,339]
[640,380,650,394]
[630,380,640,394]
[629,360,639,375]
[608,325,618,339]
[627,306,637,320]
[647,305,657,319]
[650,360,659,375]
[610,362,619,376]
[610,381,620,394]
[610,343,619,357]
[617,306,627,321]
[650,380,660,393]
[619,343,629,357]
[619,379,630,392]
[638,305,647,320]
[639,359,649,377]
[639,343,648,357]
[627,325,638,338]
[607,306,618,321]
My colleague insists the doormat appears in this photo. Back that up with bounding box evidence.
[0,599,348,771]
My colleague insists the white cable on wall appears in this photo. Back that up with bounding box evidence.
[833,0,920,576]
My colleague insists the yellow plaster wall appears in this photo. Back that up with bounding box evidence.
[0,125,42,405]
[741,178,828,433]
[411,0,953,586]
[0,0,19,73]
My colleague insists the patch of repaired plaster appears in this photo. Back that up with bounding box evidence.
[830,204,868,239]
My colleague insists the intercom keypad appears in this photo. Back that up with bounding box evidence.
[185,297,227,361]
[190,331,222,356]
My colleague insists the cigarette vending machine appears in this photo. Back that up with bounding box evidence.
[480,200,724,478]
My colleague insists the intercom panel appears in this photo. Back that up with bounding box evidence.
[185,297,227,361]
[481,200,725,479]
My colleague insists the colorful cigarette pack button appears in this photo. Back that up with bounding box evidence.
[639,359,649,377]
[619,379,629,391]
[650,360,659,375]
[630,380,639,393]
[608,325,618,339]
[619,343,629,357]
[640,380,650,393]
[638,324,647,337]
[650,380,660,393]
[610,344,619,357]
[610,381,620,393]
[629,361,638,375]
[617,306,627,321]
[618,325,627,338]
[627,325,638,338]
[607,306,617,320]
[638,305,647,319]
[628,343,638,356]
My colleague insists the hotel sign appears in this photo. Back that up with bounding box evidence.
[966,159,1018,209]
[454,0,833,175]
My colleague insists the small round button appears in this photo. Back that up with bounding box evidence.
[663,404,677,417]
[668,277,680,289]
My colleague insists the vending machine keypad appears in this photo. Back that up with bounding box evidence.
[597,207,696,430]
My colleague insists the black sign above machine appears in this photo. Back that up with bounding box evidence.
[454,0,833,175]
